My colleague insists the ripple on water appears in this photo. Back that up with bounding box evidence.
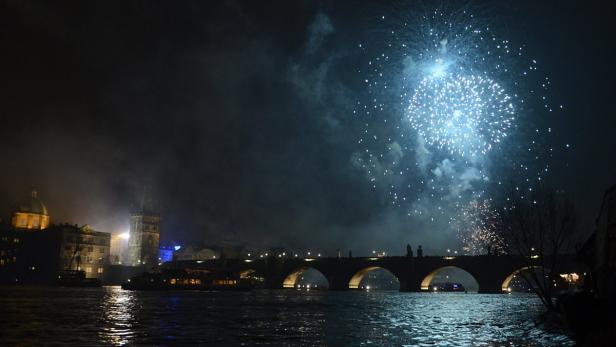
[0,287,573,346]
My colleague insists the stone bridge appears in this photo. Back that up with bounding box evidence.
[162,255,583,294]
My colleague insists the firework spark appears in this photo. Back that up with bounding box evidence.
[407,72,515,157]
[353,6,564,252]
[455,199,506,255]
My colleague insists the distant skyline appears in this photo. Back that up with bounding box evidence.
[1,1,614,255]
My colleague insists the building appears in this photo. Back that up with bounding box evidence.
[2,189,56,284]
[174,245,219,261]
[0,223,60,284]
[127,199,160,270]
[54,224,110,279]
[1,223,111,283]
[0,223,20,270]
[10,189,50,230]
[159,245,176,263]
[2,189,112,283]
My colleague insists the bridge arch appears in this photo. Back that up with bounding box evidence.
[348,266,400,290]
[420,266,479,292]
[282,266,329,289]
[501,266,547,292]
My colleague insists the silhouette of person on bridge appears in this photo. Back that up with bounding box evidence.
[406,244,413,257]
[417,245,423,258]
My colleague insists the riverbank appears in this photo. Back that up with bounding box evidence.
[559,291,616,346]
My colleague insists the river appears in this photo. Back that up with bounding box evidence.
[0,286,573,346]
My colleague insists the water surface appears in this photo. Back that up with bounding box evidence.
[0,286,573,346]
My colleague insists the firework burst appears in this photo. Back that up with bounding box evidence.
[407,72,515,157]
[455,199,506,255]
[352,5,565,251]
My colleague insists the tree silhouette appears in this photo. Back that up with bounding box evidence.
[498,183,578,310]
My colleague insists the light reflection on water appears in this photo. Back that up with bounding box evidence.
[99,287,136,345]
[0,286,573,346]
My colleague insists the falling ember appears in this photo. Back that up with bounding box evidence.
[455,199,506,255]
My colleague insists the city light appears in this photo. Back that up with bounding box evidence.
[119,232,130,240]
[559,273,580,284]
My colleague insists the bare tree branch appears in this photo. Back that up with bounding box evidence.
[498,183,578,311]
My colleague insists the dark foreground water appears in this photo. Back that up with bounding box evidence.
[0,286,573,346]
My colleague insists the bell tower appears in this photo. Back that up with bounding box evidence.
[127,186,160,270]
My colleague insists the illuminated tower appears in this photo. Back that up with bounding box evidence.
[127,189,160,269]
[11,189,50,230]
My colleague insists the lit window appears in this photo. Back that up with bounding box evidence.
[97,267,104,274]
[85,267,92,273]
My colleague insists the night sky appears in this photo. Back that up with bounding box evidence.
[1,1,614,255]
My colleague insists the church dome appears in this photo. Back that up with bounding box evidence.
[15,189,48,216]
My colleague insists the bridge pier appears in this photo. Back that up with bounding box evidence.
[475,275,505,294]
[399,278,422,292]
[323,271,350,290]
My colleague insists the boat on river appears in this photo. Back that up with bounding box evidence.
[121,269,255,291]
[57,270,101,287]
[431,282,466,292]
